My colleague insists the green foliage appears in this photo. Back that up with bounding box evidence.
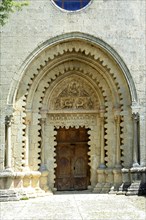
[21,197,29,200]
[0,0,29,26]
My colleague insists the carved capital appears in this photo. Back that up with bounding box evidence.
[25,118,31,125]
[41,118,46,124]
[114,115,121,124]
[99,106,105,118]
[5,115,13,126]
[40,110,47,120]
[25,111,31,125]
[113,106,121,122]
[132,113,139,122]
[131,103,141,114]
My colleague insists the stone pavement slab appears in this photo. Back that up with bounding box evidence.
[0,193,145,220]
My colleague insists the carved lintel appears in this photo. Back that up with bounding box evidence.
[48,113,97,127]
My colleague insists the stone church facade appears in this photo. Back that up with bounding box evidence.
[0,0,146,200]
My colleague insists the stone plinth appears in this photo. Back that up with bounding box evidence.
[93,168,105,193]
[0,189,19,202]
[0,170,52,201]
[109,169,122,194]
[117,168,131,195]
[126,167,146,196]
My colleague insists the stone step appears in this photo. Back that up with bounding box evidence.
[0,189,20,202]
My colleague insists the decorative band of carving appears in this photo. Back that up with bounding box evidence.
[12,39,132,173]
[48,113,97,127]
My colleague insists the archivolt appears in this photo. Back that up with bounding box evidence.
[7,33,137,108]
[10,34,134,171]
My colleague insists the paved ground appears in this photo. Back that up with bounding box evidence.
[0,192,146,220]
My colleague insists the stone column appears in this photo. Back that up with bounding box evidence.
[114,108,122,168]
[5,115,13,171]
[99,107,106,168]
[40,117,46,171]
[24,123,29,169]
[23,112,31,171]
[132,113,139,167]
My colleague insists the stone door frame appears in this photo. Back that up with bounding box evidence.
[43,113,100,191]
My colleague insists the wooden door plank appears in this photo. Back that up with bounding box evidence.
[55,127,90,191]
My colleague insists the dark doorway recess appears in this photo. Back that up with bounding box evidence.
[55,126,90,191]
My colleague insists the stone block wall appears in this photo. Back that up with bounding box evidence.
[0,0,145,197]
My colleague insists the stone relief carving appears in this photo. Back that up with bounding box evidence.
[51,79,98,111]
[48,114,97,128]
[10,40,134,193]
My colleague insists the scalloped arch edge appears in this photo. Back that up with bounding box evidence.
[7,32,138,112]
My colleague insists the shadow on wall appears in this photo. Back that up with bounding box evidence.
[138,182,146,196]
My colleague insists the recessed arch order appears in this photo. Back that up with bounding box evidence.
[7,32,137,191]
[8,32,137,107]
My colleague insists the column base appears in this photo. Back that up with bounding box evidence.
[119,166,146,196]
[109,185,118,194]
[93,183,105,193]
[116,182,131,195]
[39,164,47,172]
[126,181,141,196]
[93,183,112,193]
[101,183,112,193]
[5,168,13,172]
[0,187,53,202]
[132,162,140,168]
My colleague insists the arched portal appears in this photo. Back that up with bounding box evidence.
[7,34,136,193]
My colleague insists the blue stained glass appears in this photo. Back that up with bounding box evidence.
[53,0,91,11]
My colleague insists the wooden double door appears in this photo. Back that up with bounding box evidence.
[55,127,90,191]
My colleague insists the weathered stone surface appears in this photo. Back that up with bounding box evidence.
[0,189,19,202]
[0,0,145,199]
[1,193,145,220]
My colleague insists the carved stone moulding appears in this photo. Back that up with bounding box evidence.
[49,76,99,111]
[0,171,52,201]
[45,113,99,190]
[48,113,98,128]
[6,36,136,196]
